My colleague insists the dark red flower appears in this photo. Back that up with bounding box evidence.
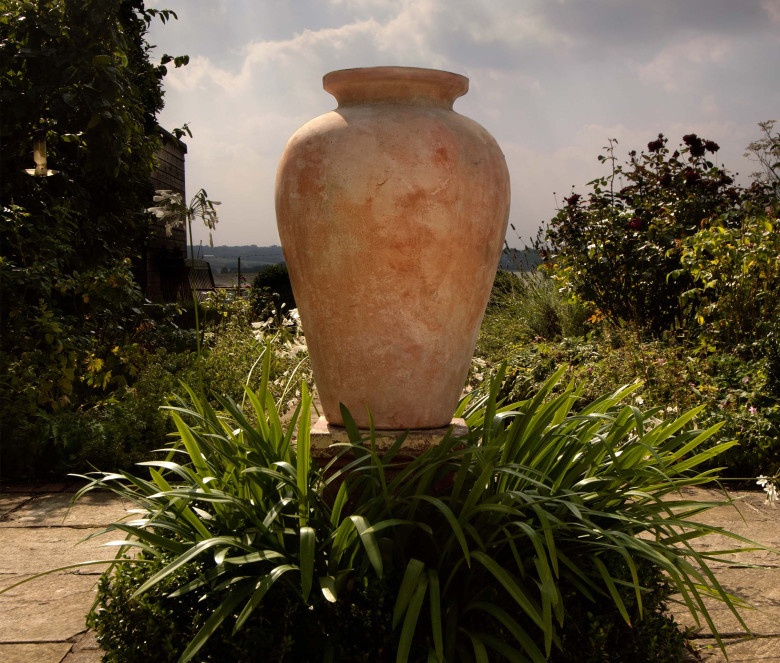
[627,217,643,230]
[659,173,672,186]
[682,133,705,157]
[684,168,701,184]
[704,140,720,153]
[647,139,664,153]
[565,193,581,207]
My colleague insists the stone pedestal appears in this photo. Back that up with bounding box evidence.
[310,416,468,461]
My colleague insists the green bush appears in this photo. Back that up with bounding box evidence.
[70,362,762,662]
[539,133,767,334]
[249,263,296,321]
[550,556,686,663]
[677,212,780,348]
[0,346,194,478]
[89,553,398,663]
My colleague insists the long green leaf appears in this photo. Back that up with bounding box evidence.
[350,514,383,577]
[394,558,426,628]
[297,382,312,526]
[396,572,428,663]
[299,526,315,601]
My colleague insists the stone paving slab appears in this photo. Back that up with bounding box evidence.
[682,487,778,524]
[0,485,777,661]
[666,488,780,568]
[1,491,132,528]
[61,630,102,663]
[671,567,780,636]
[0,482,75,494]
[0,643,73,663]
[0,573,97,642]
[694,636,780,662]
[0,526,119,576]
[0,494,32,518]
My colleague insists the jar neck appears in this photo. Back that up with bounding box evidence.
[323,67,468,109]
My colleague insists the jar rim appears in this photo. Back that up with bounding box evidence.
[323,66,469,108]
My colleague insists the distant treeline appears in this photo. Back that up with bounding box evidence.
[191,245,540,274]
[190,245,285,275]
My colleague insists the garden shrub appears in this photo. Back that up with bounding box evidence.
[539,133,768,335]
[0,345,194,478]
[89,553,399,663]
[249,263,296,321]
[551,555,686,663]
[677,211,780,349]
[481,328,780,479]
[69,362,761,662]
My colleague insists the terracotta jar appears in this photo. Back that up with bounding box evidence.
[275,66,510,429]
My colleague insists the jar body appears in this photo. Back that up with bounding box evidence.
[276,67,510,428]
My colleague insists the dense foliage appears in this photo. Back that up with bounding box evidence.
[539,133,776,335]
[72,363,756,663]
[0,0,187,477]
[493,127,778,479]
[249,262,296,321]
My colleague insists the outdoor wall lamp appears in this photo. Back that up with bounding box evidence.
[25,131,57,177]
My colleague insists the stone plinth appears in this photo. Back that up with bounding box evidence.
[310,416,468,461]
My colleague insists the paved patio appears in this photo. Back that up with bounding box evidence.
[1,483,778,662]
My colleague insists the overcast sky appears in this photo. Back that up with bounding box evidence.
[147,0,780,248]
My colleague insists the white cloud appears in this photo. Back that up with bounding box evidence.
[149,0,779,246]
[455,1,574,48]
[638,34,735,91]
[762,0,780,22]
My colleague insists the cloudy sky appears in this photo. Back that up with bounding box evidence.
[147,0,780,248]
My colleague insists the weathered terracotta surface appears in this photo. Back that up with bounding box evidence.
[276,66,510,428]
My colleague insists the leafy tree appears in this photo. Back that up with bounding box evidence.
[0,0,186,476]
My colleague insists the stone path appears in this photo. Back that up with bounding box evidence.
[1,484,778,662]
[0,483,129,663]
[668,487,780,661]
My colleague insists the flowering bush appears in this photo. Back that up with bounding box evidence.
[539,134,765,335]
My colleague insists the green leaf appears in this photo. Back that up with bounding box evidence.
[393,558,426,628]
[396,571,428,663]
[350,514,383,578]
[297,382,312,526]
[299,526,315,601]
[428,570,443,662]
[471,551,544,631]
[320,575,337,602]
[232,565,296,633]
[417,495,470,566]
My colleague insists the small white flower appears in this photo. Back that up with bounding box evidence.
[768,484,778,503]
[757,476,779,503]
[635,396,644,405]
